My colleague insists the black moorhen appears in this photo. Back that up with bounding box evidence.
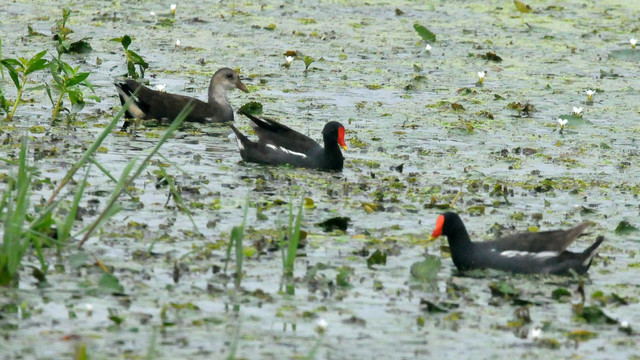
[230,110,347,171]
[430,212,604,275]
[115,68,248,129]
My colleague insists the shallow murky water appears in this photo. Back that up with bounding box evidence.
[1,0,640,359]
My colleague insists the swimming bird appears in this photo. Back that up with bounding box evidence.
[115,67,248,130]
[430,212,604,275]
[230,110,347,171]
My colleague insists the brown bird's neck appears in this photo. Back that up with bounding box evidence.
[208,78,230,107]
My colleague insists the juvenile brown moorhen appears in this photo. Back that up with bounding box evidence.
[430,212,604,275]
[230,110,347,171]
[115,68,248,129]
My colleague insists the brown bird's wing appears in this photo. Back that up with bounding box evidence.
[239,110,321,154]
[485,222,590,253]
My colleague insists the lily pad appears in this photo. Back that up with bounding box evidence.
[481,51,503,62]
[576,305,617,325]
[615,220,638,235]
[239,101,263,115]
[609,49,640,61]
[558,114,589,126]
[419,299,449,313]
[366,249,387,268]
[316,216,350,232]
[413,23,436,43]
[410,255,441,281]
[98,272,125,294]
[514,0,532,13]
[489,281,520,298]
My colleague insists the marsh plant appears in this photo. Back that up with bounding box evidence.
[46,58,98,124]
[111,35,149,79]
[52,8,92,57]
[225,198,249,289]
[0,99,192,286]
[0,137,45,286]
[281,199,304,295]
[0,50,49,121]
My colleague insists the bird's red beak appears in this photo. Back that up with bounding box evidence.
[429,214,445,241]
[338,127,347,151]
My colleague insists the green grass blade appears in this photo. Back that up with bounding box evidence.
[60,164,90,244]
[44,89,137,207]
[285,198,303,277]
[78,101,193,247]
[88,156,135,199]
[158,166,197,231]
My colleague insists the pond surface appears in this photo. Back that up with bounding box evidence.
[1,0,640,359]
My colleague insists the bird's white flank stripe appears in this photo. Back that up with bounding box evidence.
[499,250,558,260]
[266,144,307,158]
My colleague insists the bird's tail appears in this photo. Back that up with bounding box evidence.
[581,235,605,268]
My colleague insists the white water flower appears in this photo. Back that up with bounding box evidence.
[170,4,177,15]
[317,318,328,329]
[572,106,583,115]
[620,320,630,329]
[315,317,328,334]
[175,39,181,47]
[425,44,432,51]
[150,11,156,17]
[477,71,485,83]
[630,38,637,49]
[156,84,166,92]
[557,118,568,129]
[586,89,595,101]
[528,325,542,340]
[286,55,294,64]
[85,303,93,316]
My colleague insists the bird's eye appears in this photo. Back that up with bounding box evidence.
[226,74,234,79]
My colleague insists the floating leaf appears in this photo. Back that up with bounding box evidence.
[304,197,315,209]
[410,255,441,281]
[419,299,448,313]
[481,51,503,62]
[451,103,465,111]
[98,272,124,294]
[609,49,640,61]
[243,246,257,258]
[107,308,123,325]
[615,220,638,235]
[316,216,350,232]
[362,203,381,213]
[66,38,92,54]
[567,329,597,341]
[413,23,436,42]
[514,0,532,13]
[490,281,520,298]
[298,18,317,24]
[552,288,571,302]
[336,266,353,288]
[69,253,90,269]
[576,305,617,325]
[366,249,387,268]
[239,101,263,115]
[558,114,589,127]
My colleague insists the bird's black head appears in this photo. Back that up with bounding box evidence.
[322,121,347,150]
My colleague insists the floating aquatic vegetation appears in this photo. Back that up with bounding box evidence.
[413,23,436,43]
